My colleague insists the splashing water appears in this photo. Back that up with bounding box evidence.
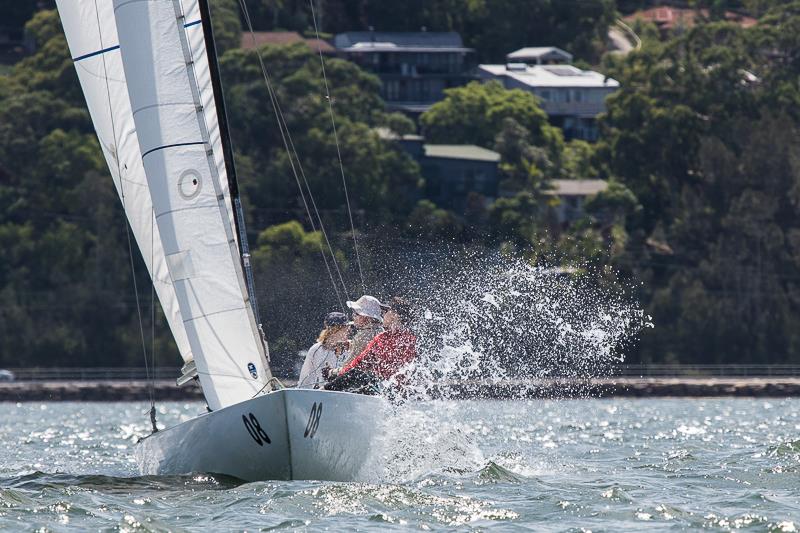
[374,250,652,401]
[360,250,652,482]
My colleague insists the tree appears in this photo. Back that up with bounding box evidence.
[420,81,555,149]
[210,0,244,54]
[221,42,421,223]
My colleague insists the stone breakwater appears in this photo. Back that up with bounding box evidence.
[0,380,203,402]
[2,377,800,401]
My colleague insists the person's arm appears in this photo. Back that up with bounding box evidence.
[298,345,320,387]
[341,335,382,374]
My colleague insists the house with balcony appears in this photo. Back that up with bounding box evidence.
[478,47,619,141]
[334,31,476,115]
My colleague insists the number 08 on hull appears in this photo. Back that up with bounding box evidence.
[136,389,386,482]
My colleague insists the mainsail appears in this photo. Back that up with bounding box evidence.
[58,0,273,410]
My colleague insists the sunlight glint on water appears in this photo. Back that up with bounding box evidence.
[2,399,799,530]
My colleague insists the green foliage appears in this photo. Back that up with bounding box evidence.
[210,0,243,54]
[253,220,326,264]
[222,43,420,219]
[375,112,416,136]
[406,200,464,240]
[420,81,552,148]
[487,192,539,248]
[561,140,598,180]
[597,11,800,364]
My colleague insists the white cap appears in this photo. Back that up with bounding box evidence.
[346,295,384,321]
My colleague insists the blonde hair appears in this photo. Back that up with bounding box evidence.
[318,324,348,345]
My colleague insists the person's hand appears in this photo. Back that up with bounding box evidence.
[323,367,339,380]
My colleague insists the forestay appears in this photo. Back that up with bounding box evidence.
[55,0,194,365]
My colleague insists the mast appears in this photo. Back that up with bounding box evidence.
[198,0,263,327]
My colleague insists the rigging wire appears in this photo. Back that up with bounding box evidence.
[308,0,367,294]
[91,0,156,431]
[149,210,157,431]
[237,0,351,309]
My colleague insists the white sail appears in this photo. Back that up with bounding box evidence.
[55,1,194,364]
[112,0,272,410]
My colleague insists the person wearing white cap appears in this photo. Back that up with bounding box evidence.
[343,295,384,365]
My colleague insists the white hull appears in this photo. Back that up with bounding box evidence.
[136,389,387,481]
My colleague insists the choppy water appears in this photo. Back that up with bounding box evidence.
[1,398,799,531]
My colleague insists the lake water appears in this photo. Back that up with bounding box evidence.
[1,398,799,531]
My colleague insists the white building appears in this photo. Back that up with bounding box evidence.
[478,50,619,141]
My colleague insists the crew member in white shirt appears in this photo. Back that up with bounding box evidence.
[298,312,350,389]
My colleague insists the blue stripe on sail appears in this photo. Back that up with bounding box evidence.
[73,45,120,62]
[71,19,198,62]
[141,141,206,159]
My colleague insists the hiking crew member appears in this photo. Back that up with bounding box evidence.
[298,312,350,389]
[344,295,385,363]
[325,297,417,393]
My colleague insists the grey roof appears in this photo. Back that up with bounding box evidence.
[334,31,472,53]
[544,179,608,196]
[424,144,500,162]
[507,46,573,63]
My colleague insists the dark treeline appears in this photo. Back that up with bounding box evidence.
[1,1,800,372]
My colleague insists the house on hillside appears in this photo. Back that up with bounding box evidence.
[378,129,500,214]
[543,179,608,226]
[478,48,619,141]
[334,31,476,115]
[239,31,335,54]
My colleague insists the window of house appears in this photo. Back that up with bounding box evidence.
[385,80,399,101]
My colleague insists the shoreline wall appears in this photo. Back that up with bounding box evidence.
[2,378,800,401]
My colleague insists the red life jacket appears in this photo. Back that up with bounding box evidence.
[342,329,417,380]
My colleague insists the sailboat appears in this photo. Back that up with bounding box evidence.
[56,0,386,481]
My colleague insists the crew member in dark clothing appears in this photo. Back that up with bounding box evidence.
[325,297,416,394]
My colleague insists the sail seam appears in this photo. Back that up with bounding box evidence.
[141,141,205,159]
[181,306,248,323]
[154,203,220,221]
[133,101,197,115]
